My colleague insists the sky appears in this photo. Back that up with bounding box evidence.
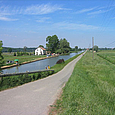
[0,0,115,48]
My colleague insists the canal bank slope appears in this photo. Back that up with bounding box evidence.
[0,51,86,115]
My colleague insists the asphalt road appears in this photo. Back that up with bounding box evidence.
[0,52,85,115]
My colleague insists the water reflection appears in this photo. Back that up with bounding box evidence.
[2,51,83,74]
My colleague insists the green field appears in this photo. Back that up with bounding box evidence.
[50,51,115,115]
[2,52,46,66]
[97,50,115,64]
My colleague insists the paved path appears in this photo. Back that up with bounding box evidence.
[0,52,86,115]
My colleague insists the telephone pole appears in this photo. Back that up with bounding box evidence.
[92,37,94,60]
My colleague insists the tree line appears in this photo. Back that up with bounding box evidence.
[46,35,79,54]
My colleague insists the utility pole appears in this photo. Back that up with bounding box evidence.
[92,37,94,60]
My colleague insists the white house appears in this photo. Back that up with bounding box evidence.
[35,47,46,55]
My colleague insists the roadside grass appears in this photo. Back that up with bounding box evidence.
[2,53,46,66]
[50,51,115,115]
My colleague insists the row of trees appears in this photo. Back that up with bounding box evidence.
[0,41,4,71]
[46,35,71,54]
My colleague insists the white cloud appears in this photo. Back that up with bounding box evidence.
[36,17,50,23]
[52,22,99,30]
[88,9,112,15]
[76,7,97,14]
[24,4,62,15]
[0,16,18,21]
[0,4,64,16]
[0,4,65,21]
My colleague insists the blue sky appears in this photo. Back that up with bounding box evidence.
[0,0,115,48]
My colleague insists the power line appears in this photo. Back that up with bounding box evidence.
[102,40,115,47]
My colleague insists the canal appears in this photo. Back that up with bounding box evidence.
[2,51,83,74]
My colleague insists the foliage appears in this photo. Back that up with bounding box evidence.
[46,35,59,53]
[17,52,29,56]
[52,51,115,115]
[75,46,78,51]
[2,47,36,52]
[23,46,27,52]
[93,45,98,52]
[14,52,16,56]
[8,48,12,53]
[39,45,44,48]
[0,70,54,91]
[56,59,65,64]
[0,41,4,70]
[59,38,70,53]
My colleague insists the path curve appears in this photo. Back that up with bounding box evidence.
[0,51,86,115]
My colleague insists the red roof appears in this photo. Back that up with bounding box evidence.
[39,47,46,50]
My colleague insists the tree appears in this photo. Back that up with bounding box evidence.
[8,48,12,53]
[46,35,59,53]
[75,46,78,51]
[93,45,98,52]
[59,38,70,53]
[24,46,27,52]
[0,41,4,70]
[39,45,44,48]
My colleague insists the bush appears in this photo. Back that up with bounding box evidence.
[14,52,16,56]
[56,59,65,64]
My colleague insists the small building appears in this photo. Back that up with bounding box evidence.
[35,47,46,55]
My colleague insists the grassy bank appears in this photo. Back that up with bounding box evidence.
[2,53,46,66]
[51,51,115,115]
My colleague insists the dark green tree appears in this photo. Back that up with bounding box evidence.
[75,46,78,51]
[8,48,12,53]
[39,45,44,48]
[23,46,27,52]
[59,38,70,53]
[0,41,4,70]
[93,45,98,52]
[46,35,59,53]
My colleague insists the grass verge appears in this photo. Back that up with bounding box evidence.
[50,51,115,115]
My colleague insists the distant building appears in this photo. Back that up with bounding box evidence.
[35,47,46,55]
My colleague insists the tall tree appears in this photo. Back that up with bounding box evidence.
[0,41,4,70]
[59,38,70,53]
[46,35,59,53]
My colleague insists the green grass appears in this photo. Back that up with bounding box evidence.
[97,50,115,64]
[2,52,46,66]
[51,53,81,73]
[51,51,115,115]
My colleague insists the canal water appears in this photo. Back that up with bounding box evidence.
[2,51,83,74]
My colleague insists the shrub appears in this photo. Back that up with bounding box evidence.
[56,59,65,64]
